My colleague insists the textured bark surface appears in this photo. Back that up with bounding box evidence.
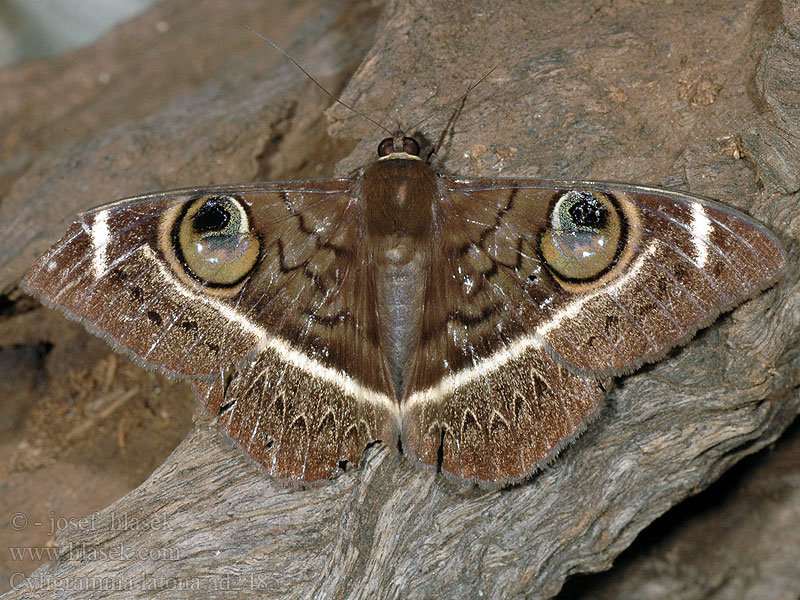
[1,0,799,599]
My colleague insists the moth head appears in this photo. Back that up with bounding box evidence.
[540,189,625,282]
[377,134,421,160]
[169,195,260,289]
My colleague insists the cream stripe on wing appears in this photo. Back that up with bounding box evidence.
[404,242,660,411]
[690,203,712,268]
[90,211,110,278]
[141,246,397,414]
[404,334,545,411]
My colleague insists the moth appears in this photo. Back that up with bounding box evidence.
[22,120,786,486]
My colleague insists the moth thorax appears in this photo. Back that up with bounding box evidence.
[363,158,437,239]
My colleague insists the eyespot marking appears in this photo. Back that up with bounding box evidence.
[539,190,625,282]
[170,195,261,288]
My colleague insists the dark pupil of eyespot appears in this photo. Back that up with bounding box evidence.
[192,200,230,233]
[568,193,607,228]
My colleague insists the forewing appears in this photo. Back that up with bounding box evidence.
[449,179,787,374]
[401,177,785,485]
[23,181,398,483]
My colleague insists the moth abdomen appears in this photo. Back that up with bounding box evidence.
[374,240,428,400]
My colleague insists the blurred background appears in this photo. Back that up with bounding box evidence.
[0,0,159,68]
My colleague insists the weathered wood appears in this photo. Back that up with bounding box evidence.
[2,0,798,599]
[561,419,800,599]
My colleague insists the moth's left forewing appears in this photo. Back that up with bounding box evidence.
[23,188,272,379]
[23,182,400,484]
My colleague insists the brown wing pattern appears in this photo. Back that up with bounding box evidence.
[400,178,785,485]
[23,171,785,487]
[401,180,605,483]
[22,182,398,482]
[443,180,786,375]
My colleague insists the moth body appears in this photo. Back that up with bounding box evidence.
[363,154,439,401]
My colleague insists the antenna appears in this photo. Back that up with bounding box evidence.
[407,37,537,154]
[246,26,535,148]
[243,26,393,136]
